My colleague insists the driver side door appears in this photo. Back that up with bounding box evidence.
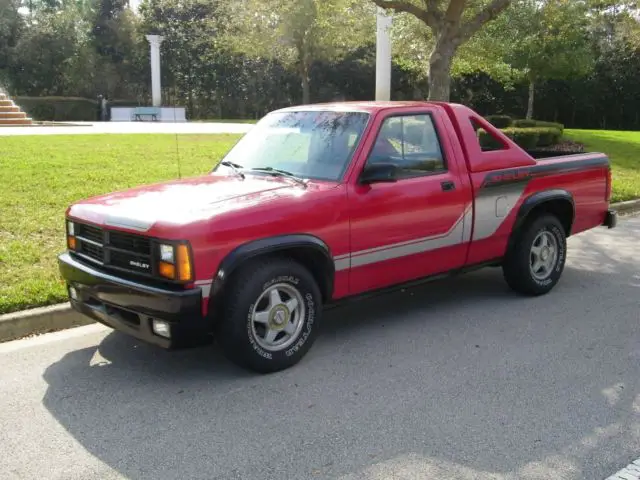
[347,110,472,295]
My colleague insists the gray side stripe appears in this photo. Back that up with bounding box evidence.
[194,280,212,299]
[334,257,351,271]
[471,183,526,241]
[200,284,212,298]
[333,204,471,271]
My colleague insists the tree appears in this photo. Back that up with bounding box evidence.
[502,0,594,118]
[139,0,229,113]
[388,6,522,101]
[370,0,512,101]
[0,0,24,88]
[230,0,374,104]
[9,6,85,95]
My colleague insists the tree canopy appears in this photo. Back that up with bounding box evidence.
[370,0,514,100]
[228,0,375,103]
[0,0,639,129]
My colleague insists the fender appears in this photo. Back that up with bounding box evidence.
[210,234,335,300]
[513,189,575,236]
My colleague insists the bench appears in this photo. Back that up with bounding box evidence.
[132,107,160,121]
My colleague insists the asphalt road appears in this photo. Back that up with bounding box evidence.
[1,215,638,480]
[0,121,254,136]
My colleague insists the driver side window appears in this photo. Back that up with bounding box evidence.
[367,114,447,179]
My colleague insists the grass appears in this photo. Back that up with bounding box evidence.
[0,128,638,315]
[566,129,640,203]
[0,134,241,315]
[193,119,258,124]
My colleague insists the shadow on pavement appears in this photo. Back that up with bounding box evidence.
[41,226,640,480]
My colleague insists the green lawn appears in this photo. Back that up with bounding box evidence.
[193,119,258,124]
[0,129,638,315]
[0,134,240,315]
[566,129,640,203]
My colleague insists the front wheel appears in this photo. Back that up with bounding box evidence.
[217,258,322,373]
[502,214,567,296]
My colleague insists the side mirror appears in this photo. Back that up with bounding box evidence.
[359,162,398,184]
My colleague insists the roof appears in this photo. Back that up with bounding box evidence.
[273,100,447,114]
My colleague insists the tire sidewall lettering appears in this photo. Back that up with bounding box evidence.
[285,293,315,358]
[246,302,273,360]
[551,225,566,273]
[263,276,299,291]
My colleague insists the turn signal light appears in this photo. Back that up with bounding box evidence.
[159,261,175,279]
[67,236,77,250]
[157,243,193,282]
[176,244,192,281]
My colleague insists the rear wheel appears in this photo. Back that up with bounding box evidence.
[217,258,322,373]
[503,214,567,296]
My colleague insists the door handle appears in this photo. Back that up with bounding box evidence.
[441,181,455,192]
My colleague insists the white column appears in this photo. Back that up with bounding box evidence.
[146,35,164,107]
[375,7,392,101]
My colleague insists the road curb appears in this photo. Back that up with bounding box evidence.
[0,303,93,343]
[613,199,640,214]
[0,198,639,344]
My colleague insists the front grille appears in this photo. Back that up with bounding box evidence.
[110,250,153,274]
[80,242,103,263]
[109,231,151,255]
[74,222,154,276]
[77,224,103,244]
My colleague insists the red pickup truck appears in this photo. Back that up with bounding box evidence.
[58,101,617,372]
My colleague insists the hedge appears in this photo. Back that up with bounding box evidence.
[502,128,540,150]
[534,127,562,147]
[478,126,563,151]
[513,119,564,133]
[13,96,144,121]
[486,114,513,128]
[15,96,99,121]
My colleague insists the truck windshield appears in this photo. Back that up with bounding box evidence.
[217,110,370,181]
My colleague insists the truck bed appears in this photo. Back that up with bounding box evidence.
[526,149,587,159]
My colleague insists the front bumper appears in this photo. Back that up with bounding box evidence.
[58,252,209,348]
[603,209,618,229]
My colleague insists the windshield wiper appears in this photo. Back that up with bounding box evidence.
[250,167,307,187]
[219,160,245,179]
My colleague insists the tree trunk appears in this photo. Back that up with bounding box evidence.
[428,43,455,101]
[301,72,310,105]
[297,40,311,105]
[526,79,535,119]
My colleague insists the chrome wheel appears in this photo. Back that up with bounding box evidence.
[530,230,558,281]
[250,283,306,352]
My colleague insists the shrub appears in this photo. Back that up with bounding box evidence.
[15,97,98,121]
[477,129,504,150]
[486,114,513,128]
[501,128,540,150]
[512,119,537,128]
[535,127,562,147]
[533,120,564,133]
[513,119,564,133]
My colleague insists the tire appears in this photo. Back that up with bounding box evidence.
[217,257,322,373]
[502,214,567,296]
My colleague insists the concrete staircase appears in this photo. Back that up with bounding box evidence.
[0,91,34,126]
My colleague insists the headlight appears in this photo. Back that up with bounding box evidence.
[159,244,174,263]
[67,221,75,236]
[158,242,192,282]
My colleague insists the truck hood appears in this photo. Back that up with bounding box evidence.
[67,173,308,232]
